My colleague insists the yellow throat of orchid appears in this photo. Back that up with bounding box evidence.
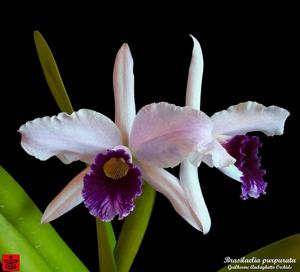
[103,157,129,180]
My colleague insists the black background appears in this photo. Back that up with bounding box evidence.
[0,6,298,272]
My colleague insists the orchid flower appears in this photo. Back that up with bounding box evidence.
[179,36,290,233]
[19,43,216,231]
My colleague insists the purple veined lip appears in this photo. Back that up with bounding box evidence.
[224,135,267,200]
[82,147,142,221]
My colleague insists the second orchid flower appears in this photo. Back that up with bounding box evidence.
[179,36,290,234]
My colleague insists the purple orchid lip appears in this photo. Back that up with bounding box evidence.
[82,148,142,221]
[224,135,267,200]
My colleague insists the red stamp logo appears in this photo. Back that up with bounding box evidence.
[2,255,20,271]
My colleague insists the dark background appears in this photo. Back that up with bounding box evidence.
[0,6,298,271]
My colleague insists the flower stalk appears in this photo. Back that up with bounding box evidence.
[115,182,156,272]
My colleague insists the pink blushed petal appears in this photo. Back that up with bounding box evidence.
[19,109,122,164]
[211,101,290,136]
[41,167,90,223]
[186,35,204,110]
[138,162,204,232]
[189,140,236,168]
[113,44,136,145]
[179,160,211,234]
[130,102,213,168]
[219,164,243,183]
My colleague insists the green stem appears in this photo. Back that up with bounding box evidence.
[114,182,156,272]
[0,165,88,271]
[96,220,118,272]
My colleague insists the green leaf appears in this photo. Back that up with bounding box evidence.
[96,220,117,272]
[0,213,53,272]
[114,182,156,272]
[218,233,300,272]
[34,31,73,114]
[0,165,88,271]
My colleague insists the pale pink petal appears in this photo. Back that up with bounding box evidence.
[185,35,204,110]
[179,160,211,234]
[219,164,243,182]
[179,36,211,233]
[138,162,204,231]
[113,44,136,145]
[189,140,235,168]
[129,102,213,168]
[41,167,90,223]
[19,109,122,164]
[211,101,290,136]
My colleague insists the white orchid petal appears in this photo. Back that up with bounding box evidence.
[138,162,204,232]
[113,43,136,144]
[179,160,211,234]
[189,140,235,168]
[19,109,122,164]
[211,101,290,136]
[219,164,243,182]
[186,35,203,110]
[41,167,90,223]
[130,102,213,168]
[180,36,211,233]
